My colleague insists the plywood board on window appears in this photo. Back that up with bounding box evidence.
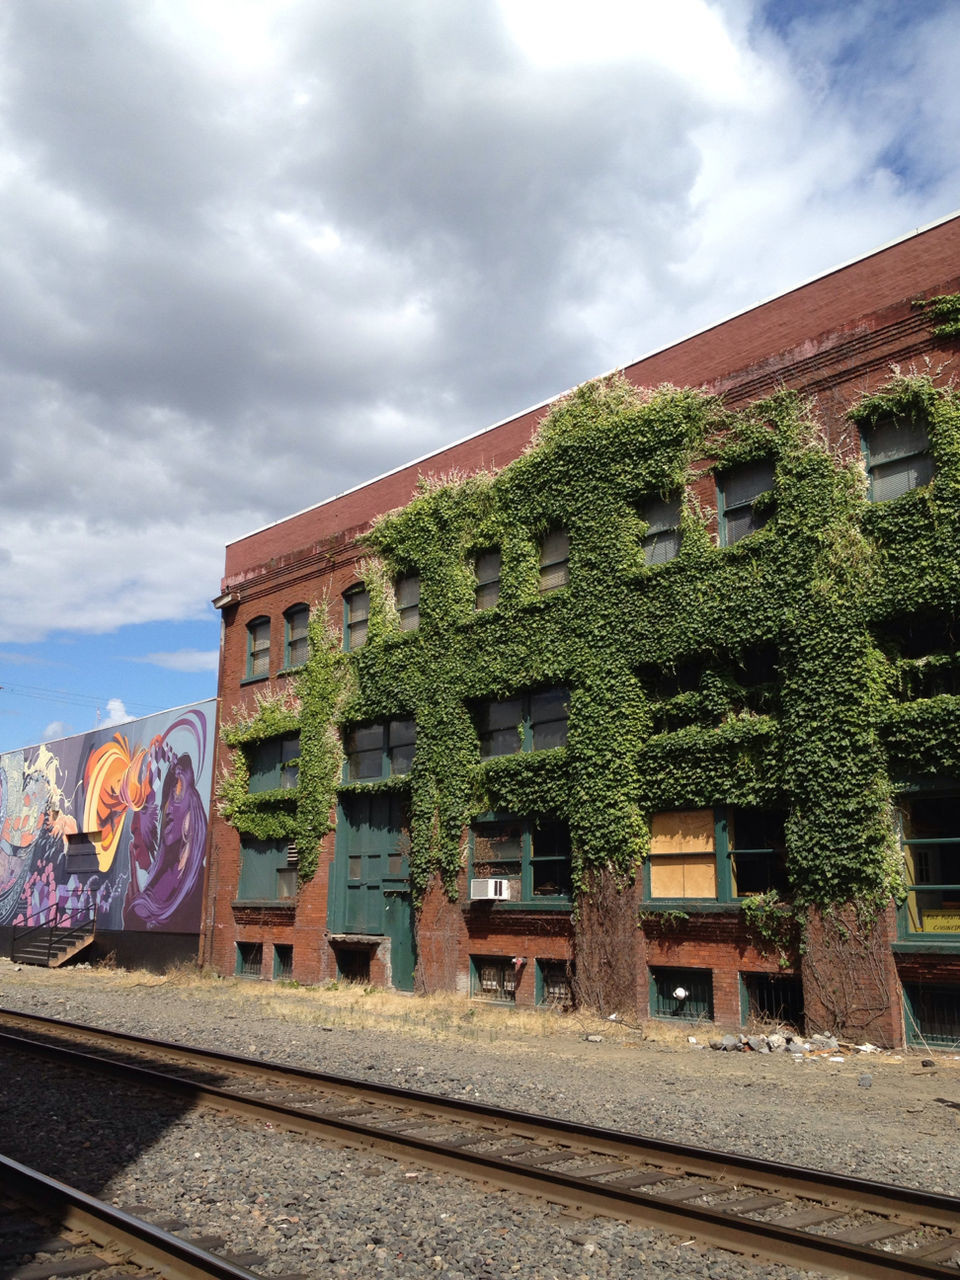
[650,809,715,855]
[649,854,717,899]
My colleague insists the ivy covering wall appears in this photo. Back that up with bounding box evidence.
[219,366,960,925]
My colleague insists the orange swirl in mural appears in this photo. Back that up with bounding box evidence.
[82,736,152,871]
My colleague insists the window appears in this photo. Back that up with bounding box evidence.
[66,830,101,872]
[729,809,788,897]
[344,718,416,781]
[539,530,570,593]
[471,956,517,1003]
[475,551,501,610]
[648,809,717,899]
[246,617,271,679]
[862,415,933,502]
[248,734,299,793]
[646,808,788,902]
[474,688,569,757]
[395,575,420,631]
[741,973,803,1029]
[284,605,309,669]
[344,587,369,650]
[718,459,775,546]
[273,944,294,980]
[537,959,574,1007]
[649,967,713,1020]
[640,494,682,566]
[236,942,263,977]
[471,817,572,903]
[903,982,960,1049]
[899,794,960,936]
[336,946,371,983]
[238,839,296,902]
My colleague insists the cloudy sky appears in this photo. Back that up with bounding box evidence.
[0,0,958,750]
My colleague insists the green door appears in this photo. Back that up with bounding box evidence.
[332,792,415,990]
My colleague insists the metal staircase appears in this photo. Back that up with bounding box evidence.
[10,904,97,968]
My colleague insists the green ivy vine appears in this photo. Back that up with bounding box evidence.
[218,368,960,932]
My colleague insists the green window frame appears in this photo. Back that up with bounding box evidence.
[897,791,960,939]
[474,687,569,757]
[640,494,682,566]
[343,586,369,651]
[283,604,309,669]
[644,807,788,906]
[343,718,416,782]
[536,958,574,1007]
[649,966,713,1020]
[237,838,297,901]
[717,458,775,546]
[474,550,501,610]
[469,815,572,905]
[470,955,517,1003]
[539,529,570,593]
[246,616,271,680]
[902,981,960,1048]
[236,941,263,977]
[861,415,934,502]
[273,944,294,980]
[395,574,420,631]
[248,733,300,793]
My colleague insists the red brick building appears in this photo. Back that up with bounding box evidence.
[202,213,960,1046]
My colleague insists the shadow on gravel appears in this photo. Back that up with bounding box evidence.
[0,1026,227,1252]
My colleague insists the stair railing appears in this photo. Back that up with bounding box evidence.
[11,899,98,965]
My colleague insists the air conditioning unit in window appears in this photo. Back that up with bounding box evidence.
[470,877,510,901]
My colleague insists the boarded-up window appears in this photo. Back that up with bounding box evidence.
[648,809,717,899]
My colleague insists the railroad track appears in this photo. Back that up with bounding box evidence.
[0,1151,264,1279]
[1,1006,958,1279]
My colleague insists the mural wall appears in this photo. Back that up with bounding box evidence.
[0,700,216,935]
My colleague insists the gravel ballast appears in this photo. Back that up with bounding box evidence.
[0,961,957,1279]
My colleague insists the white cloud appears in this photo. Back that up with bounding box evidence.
[42,719,73,740]
[136,649,220,674]
[100,698,130,728]
[0,0,956,654]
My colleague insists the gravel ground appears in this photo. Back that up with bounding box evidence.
[0,961,958,1280]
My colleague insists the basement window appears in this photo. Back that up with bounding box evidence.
[741,973,804,1030]
[861,415,934,502]
[336,946,371,983]
[236,942,263,978]
[471,956,517,1003]
[718,459,775,546]
[640,494,682,566]
[650,967,713,1021]
[903,982,960,1049]
[537,959,574,1008]
[273,944,294,980]
[539,530,570,593]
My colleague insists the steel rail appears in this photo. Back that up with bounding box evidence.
[2,1010,959,1279]
[0,1152,262,1280]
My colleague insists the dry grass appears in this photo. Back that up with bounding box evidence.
[0,958,734,1049]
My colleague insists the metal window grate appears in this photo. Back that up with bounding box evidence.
[273,945,293,980]
[904,982,960,1048]
[743,972,804,1030]
[236,942,263,978]
[650,967,713,1020]
[473,957,517,1003]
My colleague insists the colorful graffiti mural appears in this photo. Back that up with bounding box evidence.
[0,701,215,934]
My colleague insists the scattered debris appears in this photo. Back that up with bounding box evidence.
[858,1074,872,1088]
